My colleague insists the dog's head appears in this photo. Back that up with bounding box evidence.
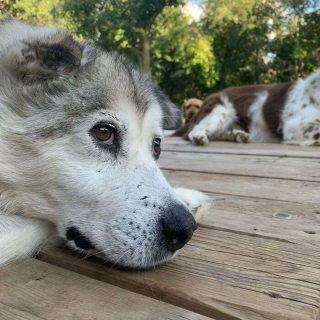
[0,20,196,269]
[181,98,203,123]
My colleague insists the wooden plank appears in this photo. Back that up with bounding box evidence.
[198,193,320,245]
[162,138,320,158]
[40,228,320,320]
[0,303,43,320]
[163,169,320,204]
[0,260,211,320]
[160,151,320,182]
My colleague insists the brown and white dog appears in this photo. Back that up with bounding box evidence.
[174,69,320,146]
[180,98,203,123]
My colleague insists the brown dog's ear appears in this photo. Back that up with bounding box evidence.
[180,102,187,118]
[2,33,97,82]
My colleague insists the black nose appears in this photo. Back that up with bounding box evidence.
[66,227,95,250]
[161,204,197,252]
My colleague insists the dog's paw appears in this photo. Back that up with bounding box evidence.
[233,130,250,143]
[189,130,209,146]
[174,188,212,223]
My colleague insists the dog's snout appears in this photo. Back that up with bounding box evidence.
[161,205,197,252]
[66,227,95,250]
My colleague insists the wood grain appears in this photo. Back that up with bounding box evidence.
[192,192,320,245]
[162,138,320,158]
[160,151,320,182]
[0,259,211,320]
[40,226,320,320]
[4,138,320,320]
[163,169,320,203]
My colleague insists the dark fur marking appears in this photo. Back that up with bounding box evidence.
[174,82,293,140]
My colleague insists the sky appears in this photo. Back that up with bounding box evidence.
[184,0,203,21]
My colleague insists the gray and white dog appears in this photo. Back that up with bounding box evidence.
[0,18,211,268]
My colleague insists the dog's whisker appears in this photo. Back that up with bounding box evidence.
[0,18,211,271]
[107,249,131,273]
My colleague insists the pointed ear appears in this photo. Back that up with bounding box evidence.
[151,85,182,130]
[2,33,96,82]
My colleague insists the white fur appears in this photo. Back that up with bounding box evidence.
[282,70,320,146]
[174,188,212,222]
[0,19,212,269]
[248,93,281,143]
[0,215,60,266]
[188,95,237,145]
[187,68,320,146]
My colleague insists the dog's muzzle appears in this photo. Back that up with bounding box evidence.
[66,204,196,256]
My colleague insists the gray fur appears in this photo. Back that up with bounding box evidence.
[0,18,185,268]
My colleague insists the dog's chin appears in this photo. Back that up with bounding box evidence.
[66,240,175,269]
[94,251,176,270]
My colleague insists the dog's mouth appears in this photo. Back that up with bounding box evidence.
[66,227,95,251]
[65,225,177,269]
[65,202,196,269]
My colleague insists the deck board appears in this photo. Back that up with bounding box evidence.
[196,193,320,245]
[4,138,320,320]
[41,229,320,320]
[163,138,320,158]
[163,169,319,203]
[160,151,320,182]
[0,259,211,320]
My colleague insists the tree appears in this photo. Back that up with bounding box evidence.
[202,0,283,89]
[271,9,320,81]
[63,0,184,76]
[0,0,73,31]
[151,6,217,104]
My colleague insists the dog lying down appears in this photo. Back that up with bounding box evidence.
[0,18,212,268]
[174,66,320,146]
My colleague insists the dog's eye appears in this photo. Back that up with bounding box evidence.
[94,125,115,144]
[153,138,161,160]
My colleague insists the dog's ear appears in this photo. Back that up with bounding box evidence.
[2,33,97,82]
[149,82,182,130]
[180,101,187,118]
[157,93,182,130]
[162,99,182,130]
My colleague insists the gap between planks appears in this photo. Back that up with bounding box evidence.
[160,151,320,183]
[0,259,212,320]
[162,138,320,159]
[163,169,320,204]
[39,228,320,320]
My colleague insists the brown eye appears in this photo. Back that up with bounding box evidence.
[153,138,161,159]
[94,125,115,144]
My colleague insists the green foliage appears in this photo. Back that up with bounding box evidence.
[203,0,283,89]
[151,6,217,104]
[62,0,184,75]
[203,0,257,27]
[0,0,75,32]
[271,9,320,81]
[1,0,320,105]
[203,0,320,89]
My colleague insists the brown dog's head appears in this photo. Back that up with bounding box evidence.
[181,98,203,123]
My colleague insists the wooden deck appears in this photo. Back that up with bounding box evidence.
[2,137,320,320]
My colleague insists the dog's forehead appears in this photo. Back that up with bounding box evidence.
[94,54,157,116]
